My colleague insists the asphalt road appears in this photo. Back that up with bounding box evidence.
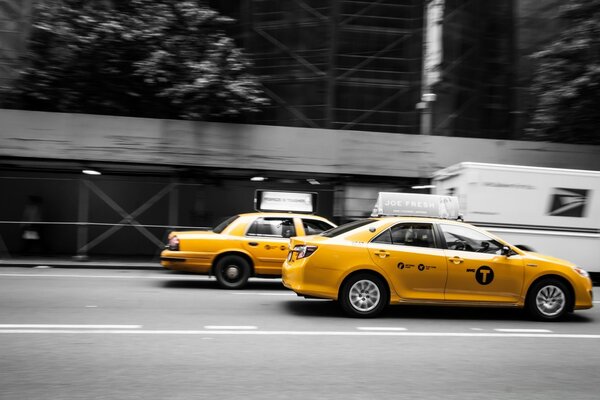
[1,267,599,400]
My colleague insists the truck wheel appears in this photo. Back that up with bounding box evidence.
[526,278,571,321]
[340,273,388,318]
[214,255,251,289]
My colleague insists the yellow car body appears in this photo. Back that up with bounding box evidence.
[282,217,593,320]
[161,212,336,288]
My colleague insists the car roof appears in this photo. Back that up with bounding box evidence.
[238,212,331,220]
[372,216,460,223]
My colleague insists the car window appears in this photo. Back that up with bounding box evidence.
[246,217,296,238]
[321,219,375,238]
[302,219,335,235]
[440,224,503,254]
[212,215,239,233]
[372,223,435,248]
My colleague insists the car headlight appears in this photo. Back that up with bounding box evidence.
[573,267,589,278]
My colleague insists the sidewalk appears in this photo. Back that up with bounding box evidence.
[0,255,161,269]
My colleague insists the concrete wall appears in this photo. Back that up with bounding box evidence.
[1,109,599,178]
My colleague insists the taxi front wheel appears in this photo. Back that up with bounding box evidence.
[526,278,572,321]
[340,273,389,318]
[214,255,251,289]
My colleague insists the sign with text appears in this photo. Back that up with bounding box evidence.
[371,192,460,219]
[255,190,316,213]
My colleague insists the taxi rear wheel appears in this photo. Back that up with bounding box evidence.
[340,273,388,318]
[214,255,251,289]
[526,278,572,321]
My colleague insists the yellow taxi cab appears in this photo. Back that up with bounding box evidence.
[282,193,593,320]
[161,190,336,289]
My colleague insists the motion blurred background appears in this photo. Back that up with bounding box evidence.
[0,0,598,259]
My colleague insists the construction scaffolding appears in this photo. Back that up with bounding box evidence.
[236,0,424,134]
[214,0,515,138]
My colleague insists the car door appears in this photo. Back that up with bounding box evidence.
[439,223,525,303]
[242,217,296,275]
[367,222,447,301]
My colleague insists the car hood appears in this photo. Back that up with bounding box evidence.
[523,251,577,268]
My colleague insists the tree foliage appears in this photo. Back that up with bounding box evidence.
[3,0,268,120]
[526,0,600,144]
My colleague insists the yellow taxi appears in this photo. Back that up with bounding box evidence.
[161,191,336,289]
[282,193,593,320]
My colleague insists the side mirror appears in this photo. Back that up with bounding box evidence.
[500,246,511,257]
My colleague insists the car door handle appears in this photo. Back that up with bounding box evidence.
[450,256,464,264]
[375,251,390,258]
[248,242,258,247]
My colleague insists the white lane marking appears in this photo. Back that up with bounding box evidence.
[495,328,552,333]
[0,324,142,329]
[357,327,407,331]
[470,328,484,331]
[230,292,295,296]
[593,301,600,304]
[204,326,257,330]
[0,273,203,280]
[0,330,599,339]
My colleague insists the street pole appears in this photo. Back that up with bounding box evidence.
[419,0,445,135]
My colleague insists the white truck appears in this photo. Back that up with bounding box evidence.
[431,162,600,274]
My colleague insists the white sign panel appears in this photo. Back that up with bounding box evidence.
[371,192,460,219]
[255,191,315,213]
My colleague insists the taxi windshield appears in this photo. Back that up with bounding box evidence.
[213,215,240,233]
[321,219,375,237]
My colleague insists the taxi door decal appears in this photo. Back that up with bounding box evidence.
[475,266,494,285]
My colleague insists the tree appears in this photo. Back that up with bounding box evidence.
[526,0,600,144]
[3,0,268,120]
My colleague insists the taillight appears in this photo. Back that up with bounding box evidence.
[167,235,180,251]
[294,245,317,259]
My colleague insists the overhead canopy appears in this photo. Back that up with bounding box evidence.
[371,192,460,219]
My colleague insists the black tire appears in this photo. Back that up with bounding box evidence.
[214,255,251,289]
[339,273,389,318]
[526,278,572,321]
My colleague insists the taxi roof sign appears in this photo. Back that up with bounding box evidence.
[255,190,317,213]
[371,192,460,219]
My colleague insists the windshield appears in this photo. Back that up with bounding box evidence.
[321,219,375,238]
[212,215,240,234]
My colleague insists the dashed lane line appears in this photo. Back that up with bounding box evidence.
[230,292,295,296]
[204,326,257,330]
[357,327,407,331]
[0,324,142,329]
[494,328,552,333]
[0,273,207,280]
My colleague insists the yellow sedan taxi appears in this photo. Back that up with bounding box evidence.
[161,210,336,289]
[282,193,593,320]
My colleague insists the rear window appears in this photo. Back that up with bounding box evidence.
[212,215,240,234]
[302,218,336,235]
[321,219,375,238]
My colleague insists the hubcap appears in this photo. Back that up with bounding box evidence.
[225,265,240,280]
[535,285,566,317]
[349,279,380,312]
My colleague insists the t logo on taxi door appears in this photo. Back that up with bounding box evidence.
[475,266,494,285]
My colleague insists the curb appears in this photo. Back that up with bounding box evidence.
[0,259,162,270]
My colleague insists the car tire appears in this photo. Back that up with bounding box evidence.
[214,255,251,289]
[339,273,388,318]
[526,278,572,321]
